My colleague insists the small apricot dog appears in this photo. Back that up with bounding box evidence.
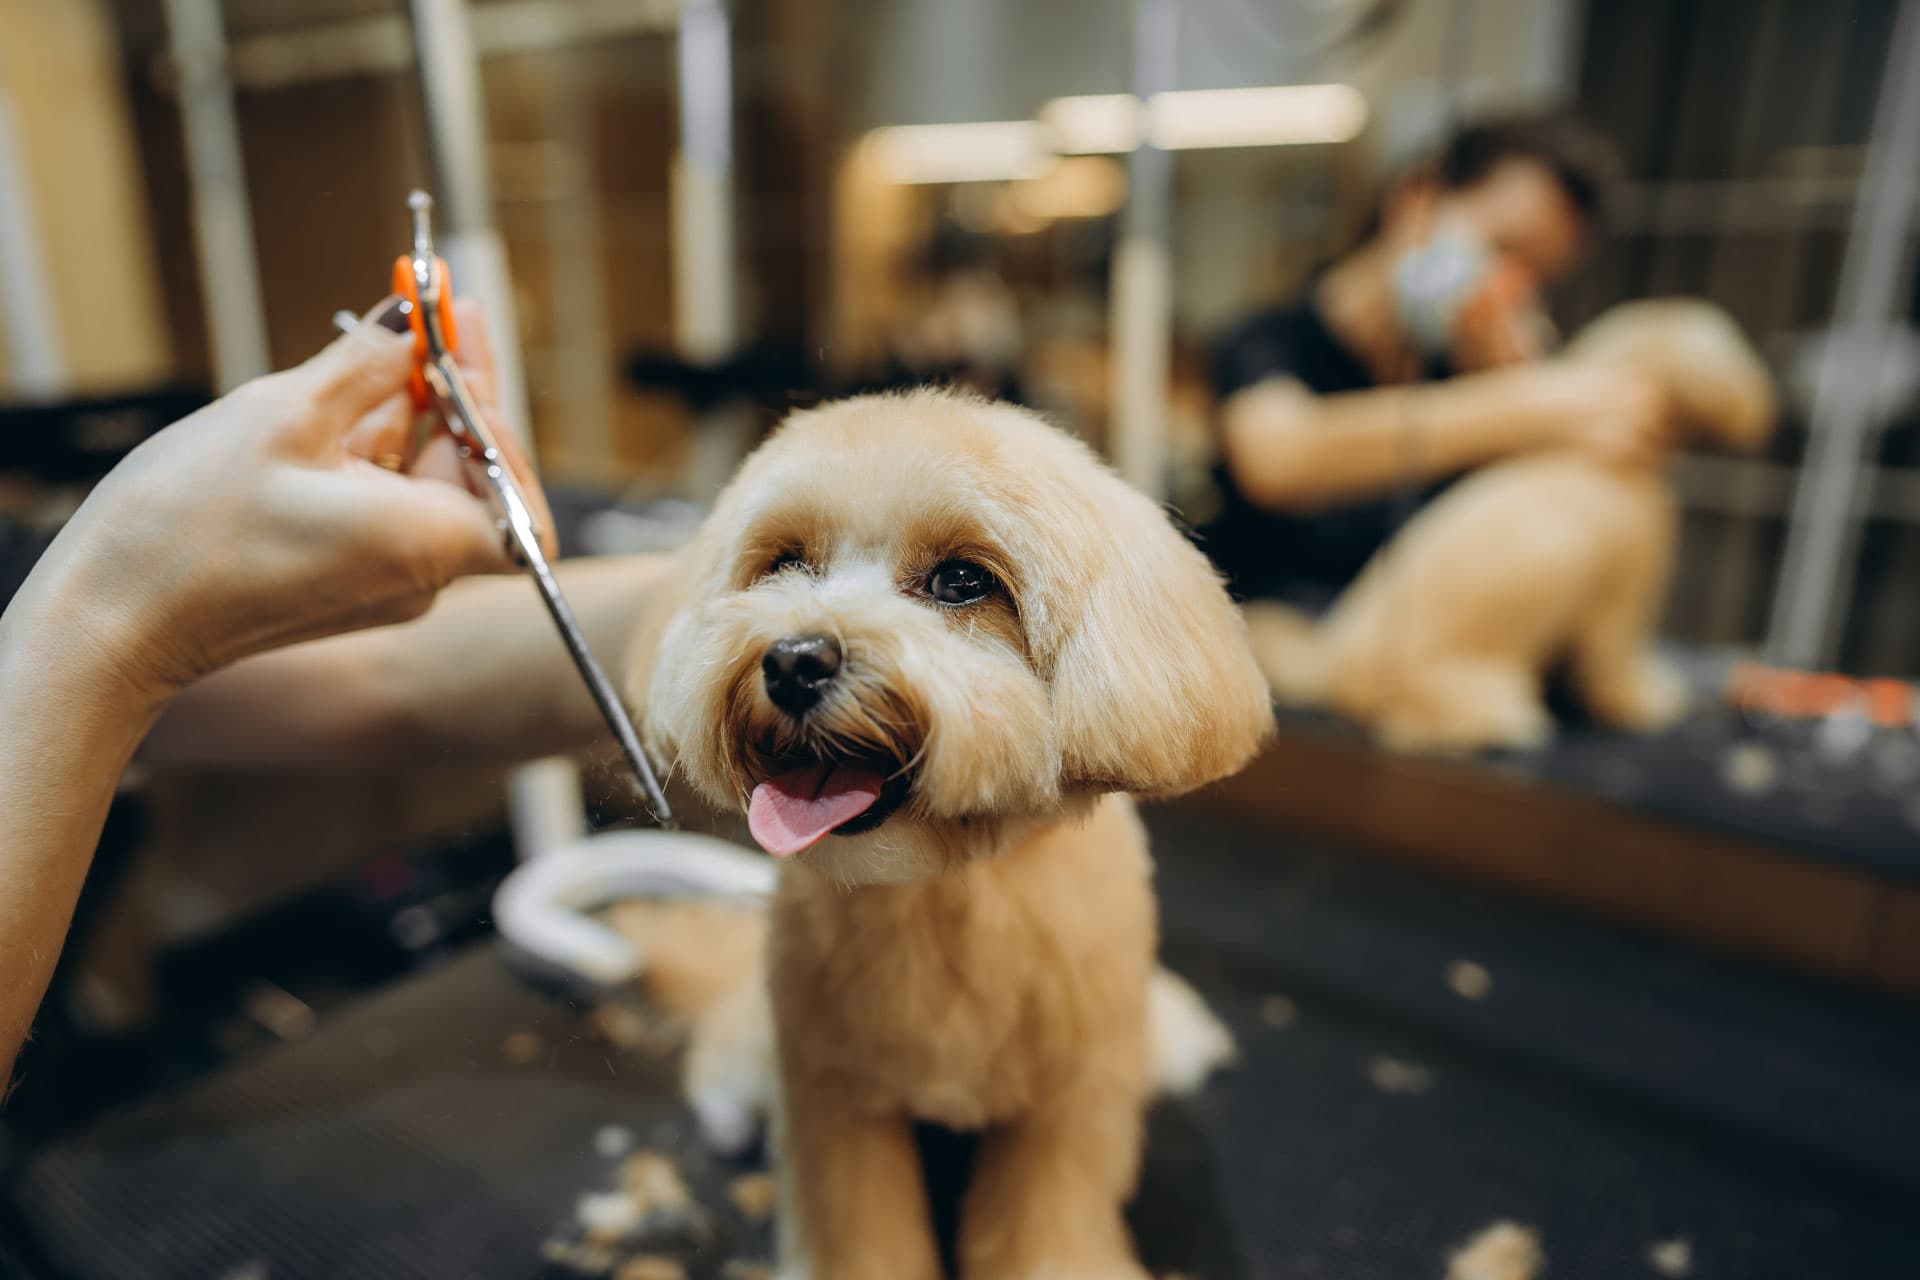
[1245,298,1775,754]
[624,390,1272,1280]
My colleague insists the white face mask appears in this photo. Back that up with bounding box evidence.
[1390,215,1493,359]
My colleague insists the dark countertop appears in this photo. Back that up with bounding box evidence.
[1269,645,1920,883]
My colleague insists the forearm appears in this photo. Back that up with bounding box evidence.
[0,567,165,1078]
[1222,366,1564,510]
[141,554,675,770]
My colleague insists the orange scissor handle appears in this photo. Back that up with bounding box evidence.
[390,254,460,410]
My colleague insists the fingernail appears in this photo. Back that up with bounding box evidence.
[359,295,413,334]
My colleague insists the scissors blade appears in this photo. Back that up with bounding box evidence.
[421,353,676,828]
[522,547,678,828]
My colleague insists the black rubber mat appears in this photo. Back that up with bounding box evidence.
[1141,809,1920,1278]
[12,809,1919,1279]
[12,948,764,1280]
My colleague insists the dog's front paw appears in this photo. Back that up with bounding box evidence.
[1485,699,1556,752]
[1148,967,1236,1097]
[1592,656,1690,732]
[1376,695,1553,756]
[689,1091,760,1156]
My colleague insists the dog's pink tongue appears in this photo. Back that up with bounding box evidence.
[748,762,884,857]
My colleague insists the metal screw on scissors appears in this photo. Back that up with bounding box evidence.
[340,190,676,828]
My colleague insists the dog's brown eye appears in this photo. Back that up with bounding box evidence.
[769,551,809,577]
[927,559,995,606]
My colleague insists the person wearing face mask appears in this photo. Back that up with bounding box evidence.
[1201,111,1663,607]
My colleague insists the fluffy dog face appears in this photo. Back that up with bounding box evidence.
[631,391,1272,885]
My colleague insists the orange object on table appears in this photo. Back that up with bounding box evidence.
[1725,662,1913,727]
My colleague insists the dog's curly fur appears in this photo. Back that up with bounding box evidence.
[625,390,1273,1279]
[1246,299,1776,755]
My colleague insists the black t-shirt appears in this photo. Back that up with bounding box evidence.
[1198,298,1449,604]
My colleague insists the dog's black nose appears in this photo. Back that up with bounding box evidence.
[762,634,842,714]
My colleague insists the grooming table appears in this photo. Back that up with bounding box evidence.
[1207,647,1920,992]
[12,809,1920,1280]
[1492,649,1920,882]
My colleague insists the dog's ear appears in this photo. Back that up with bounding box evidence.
[1048,477,1274,798]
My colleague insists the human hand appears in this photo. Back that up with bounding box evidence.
[342,297,555,550]
[1537,362,1674,470]
[1449,262,1553,372]
[40,297,554,706]
[1452,300,1554,370]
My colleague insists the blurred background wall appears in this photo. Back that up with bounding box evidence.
[7,0,1900,682]
[0,0,172,393]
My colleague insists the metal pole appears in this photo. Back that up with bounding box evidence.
[673,0,748,501]
[1108,0,1178,499]
[1523,0,1585,104]
[164,0,272,392]
[1699,0,1810,646]
[1766,0,1920,668]
[405,0,581,856]
[1440,0,1476,115]
[0,69,66,399]
[539,59,617,474]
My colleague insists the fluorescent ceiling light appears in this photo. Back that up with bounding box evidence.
[1038,85,1367,154]
[862,121,1053,185]
[863,83,1367,186]
[1145,84,1368,150]
[1039,94,1142,154]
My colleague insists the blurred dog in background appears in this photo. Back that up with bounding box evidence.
[1246,299,1775,754]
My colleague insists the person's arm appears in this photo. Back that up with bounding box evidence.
[0,304,535,1079]
[139,554,675,770]
[1219,360,1668,511]
[0,543,167,1076]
